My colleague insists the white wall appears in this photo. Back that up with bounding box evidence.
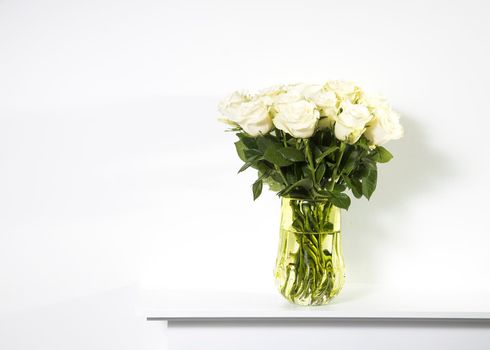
[1,0,490,349]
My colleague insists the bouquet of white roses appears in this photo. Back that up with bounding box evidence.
[219,81,403,210]
[219,81,403,305]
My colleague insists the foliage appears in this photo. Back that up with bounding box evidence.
[233,128,393,210]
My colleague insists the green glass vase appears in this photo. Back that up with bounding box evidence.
[274,197,345,306]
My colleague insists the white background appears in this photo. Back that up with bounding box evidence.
[1,0,490,348]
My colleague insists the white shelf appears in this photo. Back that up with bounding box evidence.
[141,283,490,320]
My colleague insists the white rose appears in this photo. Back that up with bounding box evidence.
[271,84,338,114]
[325,80,359,100]
[303,85,338,130]
[258,85,287,105]
[318,116,335,129]
[272,84,305,105]
[365,107,404,145]
[334,101,372,144]
[218,91,251,117]
[273,99,320,138]
[303,85,337,112]
[259,84,287,96]
[218,91,273,137]
[334,123,365,144]
[285,83,308,94]
[359,92,390,112]
[272,85,334,130]
[217,116,238,127]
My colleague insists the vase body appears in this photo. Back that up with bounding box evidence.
[274,197,345,306]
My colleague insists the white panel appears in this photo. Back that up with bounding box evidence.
[168,321,490,350]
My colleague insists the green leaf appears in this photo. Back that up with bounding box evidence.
[333,183,346,192]
[313,145,325,161]
[243,149,262,158]
[238,162,253,173]
[342,150,359,175]
[362,167,377,200]
[286,137,297,146]
[252,179,263,200]
[342,175,362,199]
[315,163,326,183]
[315,146,338,165]
[257,169,272,181]
[263,176,283,192]
[238,155,262,173]
[234,141,247,162]
[285,171,296,185]
[237,133,258,149]
[371,146,393,163]
[301,165,310,178]
[263,148,293,167]
[277,147,305,162]
[259,168,279,192]
[254,161,272,174]
[256,136,279,152]
[277,178,313,197]
[326,190,351,210]
[357,136,371,151]
[271,171,285,185]
[363,158,377,170]
[294,177,313,190]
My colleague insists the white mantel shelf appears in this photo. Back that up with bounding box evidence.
[142,283,490,321]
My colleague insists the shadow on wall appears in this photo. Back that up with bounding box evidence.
[343,115,454,287]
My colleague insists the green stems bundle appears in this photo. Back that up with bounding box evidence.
[276,198,343,305]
